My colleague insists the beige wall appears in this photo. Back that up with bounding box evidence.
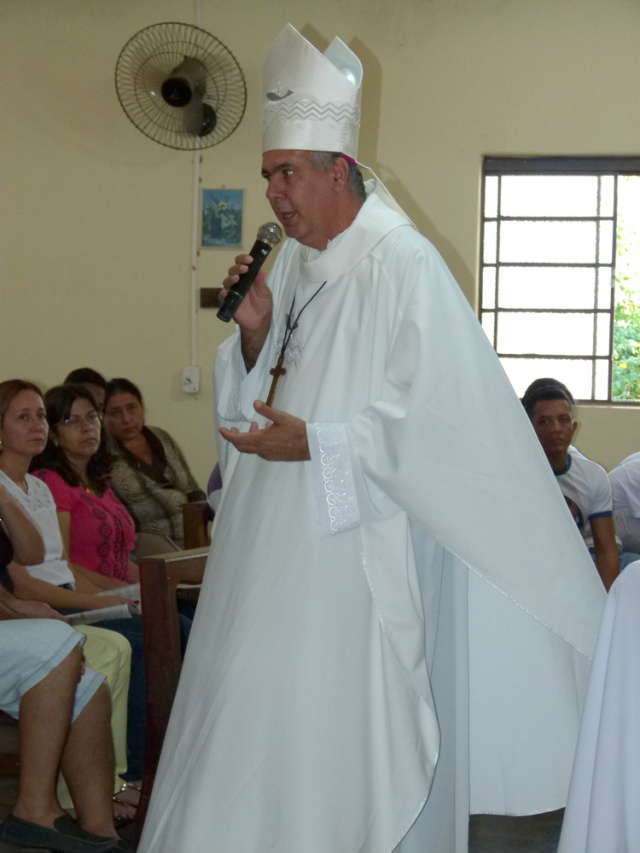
[2,0,640,482]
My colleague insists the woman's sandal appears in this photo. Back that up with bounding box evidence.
[112,781,141,825]
[114,781,141,805]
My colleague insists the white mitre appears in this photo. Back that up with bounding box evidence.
[262,23,362,158]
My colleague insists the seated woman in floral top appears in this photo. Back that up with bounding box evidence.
[103,378,205,550]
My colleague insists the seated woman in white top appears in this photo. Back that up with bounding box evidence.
[0,378,142,786]
[0,416,133,823]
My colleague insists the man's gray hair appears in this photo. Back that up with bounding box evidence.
[310,151,367,203]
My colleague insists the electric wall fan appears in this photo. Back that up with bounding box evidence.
[115,22,247,151]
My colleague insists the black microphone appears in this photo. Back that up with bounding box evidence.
[217,222,283,323]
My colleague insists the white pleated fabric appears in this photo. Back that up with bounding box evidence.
[262,24,362,159]
[558,561,640,853]
[140,187,605,853]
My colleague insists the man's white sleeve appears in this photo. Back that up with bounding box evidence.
[307,422,401,536]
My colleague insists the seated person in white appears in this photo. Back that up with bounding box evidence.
[609,451,640,558]
[522,377,584,458]
[0,475,129,852]
[523,381,620,591]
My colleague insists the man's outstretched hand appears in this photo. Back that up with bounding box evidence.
[219,400,311,461]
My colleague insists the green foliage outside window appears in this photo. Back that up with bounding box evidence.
[613,285,640,400]
[613,218,640,401]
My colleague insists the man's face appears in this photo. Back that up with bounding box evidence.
[530,398,577,461]
[261,149,339,250]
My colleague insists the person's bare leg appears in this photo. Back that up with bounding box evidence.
[12,645,81,827]
[60,682,118,838]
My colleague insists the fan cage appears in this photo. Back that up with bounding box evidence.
[115,22,247,151]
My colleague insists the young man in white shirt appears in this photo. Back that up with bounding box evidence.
[524,382,620,591]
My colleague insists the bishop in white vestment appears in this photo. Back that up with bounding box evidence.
[139,25,605,853]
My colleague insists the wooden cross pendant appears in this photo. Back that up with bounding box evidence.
[266,355,287,406]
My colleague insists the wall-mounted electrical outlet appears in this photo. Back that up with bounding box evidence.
[182,366,200,394]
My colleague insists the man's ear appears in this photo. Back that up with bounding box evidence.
[332,156,349,190]
[571,420,578,438]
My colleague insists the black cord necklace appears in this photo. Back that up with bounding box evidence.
[266,280,328,406]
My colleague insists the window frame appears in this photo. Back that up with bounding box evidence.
[480,156,640,405]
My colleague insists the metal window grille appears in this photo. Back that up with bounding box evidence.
[480,157,640,403]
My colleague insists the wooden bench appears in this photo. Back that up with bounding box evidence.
[134,547,209,839]
[182,500,213,550]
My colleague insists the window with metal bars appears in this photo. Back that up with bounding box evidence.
[480,157,640,403]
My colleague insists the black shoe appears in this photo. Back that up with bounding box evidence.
[0,813,127,853]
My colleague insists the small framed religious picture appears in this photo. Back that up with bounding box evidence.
[201,188,244,248]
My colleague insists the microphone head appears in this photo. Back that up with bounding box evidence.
[257,221,283,249]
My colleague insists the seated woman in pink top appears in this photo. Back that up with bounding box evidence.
[30,383,192,780]
[32,385,138,587]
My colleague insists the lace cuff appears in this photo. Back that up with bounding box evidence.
[307,423,361,535]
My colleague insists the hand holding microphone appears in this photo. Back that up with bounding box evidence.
[217,222,283,323]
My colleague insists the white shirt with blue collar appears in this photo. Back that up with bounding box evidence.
[554,452,613,550]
